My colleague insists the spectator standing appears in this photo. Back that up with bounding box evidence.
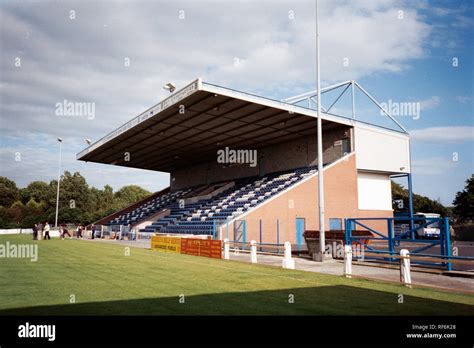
[44,222,51,240]
[76,225,83,239]
[61,224,71,239]
[32,223,38,240]
[37,222,44,241]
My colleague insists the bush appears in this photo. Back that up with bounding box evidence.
[452,223,474,241]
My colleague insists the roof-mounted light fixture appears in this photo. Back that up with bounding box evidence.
[163,82,176,93]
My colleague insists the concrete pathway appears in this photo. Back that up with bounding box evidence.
[228,251,473,294]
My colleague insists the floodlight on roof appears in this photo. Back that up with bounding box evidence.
[163,82,176,93]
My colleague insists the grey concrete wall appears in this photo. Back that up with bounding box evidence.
[170,125,351,190]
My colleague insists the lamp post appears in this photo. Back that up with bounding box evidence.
[315,0,326,262]
[54,137,62,228]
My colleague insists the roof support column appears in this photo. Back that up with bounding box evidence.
[315,0,326,262]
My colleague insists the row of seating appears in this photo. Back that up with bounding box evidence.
[108,188,192,226]
[139,165,322,235]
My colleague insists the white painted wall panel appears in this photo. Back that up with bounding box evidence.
[357,172,392,210]
[354,125,410,173]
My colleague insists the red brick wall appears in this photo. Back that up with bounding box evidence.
[223,153,392,244]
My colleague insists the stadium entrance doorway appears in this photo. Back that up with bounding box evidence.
[234,220,246,249]
[296,218,306,256]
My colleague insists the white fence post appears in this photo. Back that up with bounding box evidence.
[282,241,295,269]
[344,245,352,278]
[223,238,230,260]
[0,228,34,235]
[250,240,257,263]
[400,249,412,287]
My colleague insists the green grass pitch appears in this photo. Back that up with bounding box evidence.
[0,234,472,315]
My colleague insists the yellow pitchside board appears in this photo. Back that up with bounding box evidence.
[151,235,182,253]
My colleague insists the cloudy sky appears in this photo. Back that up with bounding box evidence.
[0,0,473,205]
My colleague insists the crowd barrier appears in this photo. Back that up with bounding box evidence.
[343,245,474,287]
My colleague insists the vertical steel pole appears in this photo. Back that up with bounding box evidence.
[351,80,355,119]
[444,217,452,271]
[344,219,347,244]
[259,219,262,252]
[345,219,354,259]
[316,0,326,262]
[407,173,415,238]
[277,219,280,255]
[297,220,301,256]
[242,220,246,250]
[54,139,62,228]
[387,219,394,261]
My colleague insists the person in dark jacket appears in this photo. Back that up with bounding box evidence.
[61,224,71,239]
[32,223,38,240]
[76,225,83,239]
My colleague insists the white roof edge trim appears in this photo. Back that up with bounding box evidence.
[354,123,410,139]
[76,78,408,160]
[76,78,202,159]
[200,82,353,127]
[201,82,408,136]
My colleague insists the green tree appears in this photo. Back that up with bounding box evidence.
[114,185,151,208]
[89,185,114,213]
[391,181,447,216]
[453,176,474,222]
[0,177,20,208]
[58,207,84,224]
[0,173,153,227]
[103,185,114,211]
[6,201,25,225]
[21,198,46,228]
[26,198,42,210]
[56,171,91,210]
[20,181,50,205]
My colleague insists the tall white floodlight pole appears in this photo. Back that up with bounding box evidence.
[316,0,325,261]
[55,138,63,228]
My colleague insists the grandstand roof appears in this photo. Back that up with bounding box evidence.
[76,78,371,172]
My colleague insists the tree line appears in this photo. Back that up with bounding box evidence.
[0,172,151,228]
[0,172,472,229]
[391,176,473,222]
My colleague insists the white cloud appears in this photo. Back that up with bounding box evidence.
[432,7,453,17]
[419,96,440,110]
[0,138,169,191]
[410,126,474,142]
[0,0,435,189]
[411,157,457,176]
[456,96,472,104]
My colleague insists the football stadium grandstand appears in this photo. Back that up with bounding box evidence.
[78,79,412,247]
